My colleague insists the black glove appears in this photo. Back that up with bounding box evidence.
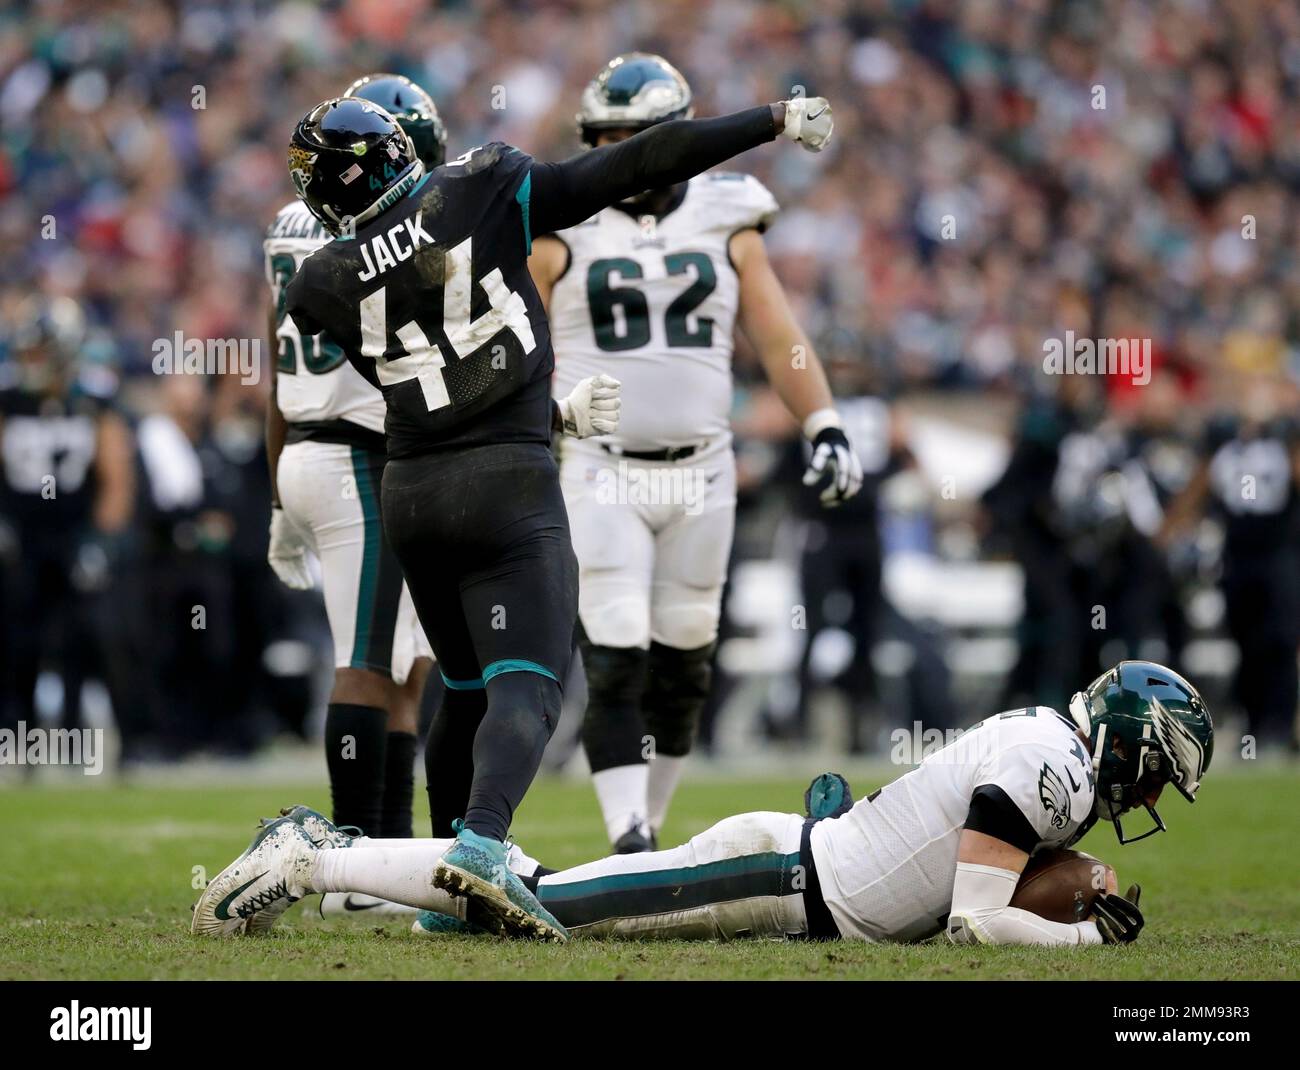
[1093,883,1144,944]
[802,426,864,507]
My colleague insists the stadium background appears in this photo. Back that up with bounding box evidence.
[2,0,1298,780]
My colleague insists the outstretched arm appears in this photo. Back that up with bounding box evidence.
[529,99,830,236]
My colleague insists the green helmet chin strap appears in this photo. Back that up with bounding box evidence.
[1069,661,1214,846]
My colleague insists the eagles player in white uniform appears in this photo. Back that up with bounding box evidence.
[530,55,865,853]
[264,76,449,914]
[194,661,1210,945]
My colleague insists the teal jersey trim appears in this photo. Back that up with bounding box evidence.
[482,658,557,685]
[441,672,486,691]
[407,172,431,199]
[348,447,380,667]
[515,171,532,255]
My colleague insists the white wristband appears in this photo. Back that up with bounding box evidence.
[1075,919,1104,945]
[802,407,842,441]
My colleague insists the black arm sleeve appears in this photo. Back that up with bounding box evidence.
[529,105,779,236]
[964,784,1041,855]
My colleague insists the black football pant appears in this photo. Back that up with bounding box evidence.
[382,442,578,841]
[1224,552,1300,748]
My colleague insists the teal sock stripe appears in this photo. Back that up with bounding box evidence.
[482,658,557,685]
[440,672,485,691]
[349,447,380,668]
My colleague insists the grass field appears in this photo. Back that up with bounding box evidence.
[2,766,1299,980]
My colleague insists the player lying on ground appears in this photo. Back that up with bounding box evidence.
[279,87,835,940]
[193,661,1212,945]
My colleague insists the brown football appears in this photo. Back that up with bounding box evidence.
[1008,848,1117,923]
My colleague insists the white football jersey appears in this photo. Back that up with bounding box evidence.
[264,200,385,434]
[547,172,778,451]
[810,707,1096,942]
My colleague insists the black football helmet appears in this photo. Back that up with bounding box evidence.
[288,97,422,235]
[343,73,447,169]
[577,52,693,146]
[1069,661,1214,844]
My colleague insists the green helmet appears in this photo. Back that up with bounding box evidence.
[1069,661,1214,844]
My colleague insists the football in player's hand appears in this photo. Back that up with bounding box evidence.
[1009,848,1117,924]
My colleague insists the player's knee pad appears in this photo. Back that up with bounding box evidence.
[579,579,652,649]
[578,640,649,772]
[650,585,723,650]
[642,640,716,757]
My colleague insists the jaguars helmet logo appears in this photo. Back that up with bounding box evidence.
[1038,763,1072,831]
[287,145,318,199]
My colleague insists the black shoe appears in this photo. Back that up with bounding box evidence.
[613,826,657,854]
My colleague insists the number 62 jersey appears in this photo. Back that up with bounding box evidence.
[283,144,552,460]
[546,172,778,452]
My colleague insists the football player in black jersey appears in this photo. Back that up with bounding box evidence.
[264,73,450,883]
[0,297,134,740]
[281,92,835,940]
[1159,375,1300,751]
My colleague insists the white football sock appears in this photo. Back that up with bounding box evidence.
[592,763,649,844]
[646,754,687,836]
[342,836,541,877]
[312,845,458,912]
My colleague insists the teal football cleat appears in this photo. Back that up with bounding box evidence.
[432,822,568,943]
[804,772,854,821]
[191,816,316,937]
[411,909,488,937]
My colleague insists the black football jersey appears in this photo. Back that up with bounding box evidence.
[0,373,110,538]
[284,143,552,459]
[1203,414,1299,556]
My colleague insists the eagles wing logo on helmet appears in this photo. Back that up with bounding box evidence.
[1148,697,1207,801]
[1038,764,1072,830]
[288,145,317,199]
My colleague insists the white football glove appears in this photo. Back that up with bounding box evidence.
[558,374,622,439]
[267,506,313,590]
[802,420,864,507]
[780,96,834,152]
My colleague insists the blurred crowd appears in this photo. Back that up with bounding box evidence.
[1,0,1298,765]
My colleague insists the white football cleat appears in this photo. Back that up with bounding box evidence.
[319,892,417,917]
[270,805,359,849]
[191,816,316,937]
